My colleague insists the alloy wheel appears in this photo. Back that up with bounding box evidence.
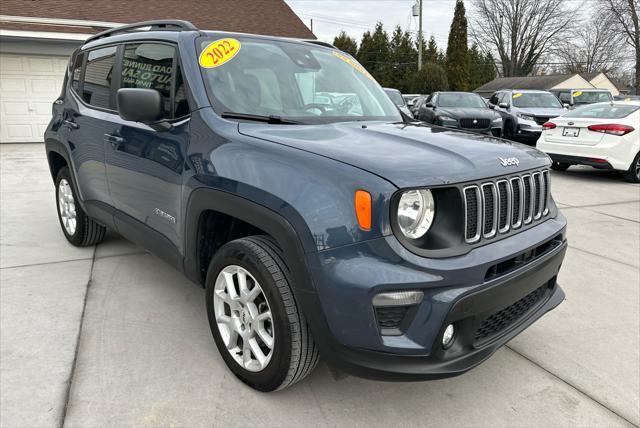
[213,265,274,372]
[58,179,77,235]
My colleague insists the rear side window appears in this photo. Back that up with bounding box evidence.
[82,46,117,109]
[70,52,85,91]
[564,104,639,119]
[120,43,189,119]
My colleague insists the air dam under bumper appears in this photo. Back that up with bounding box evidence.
[300,218,567,381]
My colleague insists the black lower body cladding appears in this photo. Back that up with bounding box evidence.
[297,214,567,381]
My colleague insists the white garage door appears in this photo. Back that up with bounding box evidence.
[0,53,69,143]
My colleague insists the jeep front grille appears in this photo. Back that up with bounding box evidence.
[463,170,550,244]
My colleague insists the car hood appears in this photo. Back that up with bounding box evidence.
[436,107,498,119]
[239,121,550,188]
[515,107,565,117]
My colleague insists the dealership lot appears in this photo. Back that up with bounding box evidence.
[1,143,638,427]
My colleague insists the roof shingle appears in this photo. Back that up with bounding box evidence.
[474,74,578,94]
[0,0,314,38]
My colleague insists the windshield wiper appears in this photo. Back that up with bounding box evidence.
[221,112,302,125]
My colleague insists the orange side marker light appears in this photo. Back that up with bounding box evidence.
[355,190,372,231]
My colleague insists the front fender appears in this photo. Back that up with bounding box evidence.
[184,108,398,254]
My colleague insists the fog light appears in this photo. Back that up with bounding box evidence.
[373,290,423,307]
[442,324,455,348]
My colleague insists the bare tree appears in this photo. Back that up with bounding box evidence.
[555,13,626,74]
[470,0,574,76]
[598,0,639,90]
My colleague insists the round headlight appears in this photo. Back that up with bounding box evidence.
[397,189,435,239]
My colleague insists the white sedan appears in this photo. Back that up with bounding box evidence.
[537,101,640,182]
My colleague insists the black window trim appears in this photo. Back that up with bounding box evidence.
[71,40,192,120]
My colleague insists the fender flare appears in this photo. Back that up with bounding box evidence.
[183,187,317,294]
[44,138,88,211]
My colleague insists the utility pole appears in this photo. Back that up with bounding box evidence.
[413,0,423,70]
[310,19,314,34]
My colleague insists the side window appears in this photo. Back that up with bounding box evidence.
[120,43,175,118]
[559,92,571,103]
[70,52,85,91]
[82,46,117,109]
[498,92,509,105]
[173,61,190,118]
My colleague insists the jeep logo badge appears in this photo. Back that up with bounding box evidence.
[499,157,520,167]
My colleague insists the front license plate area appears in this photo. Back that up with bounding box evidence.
[562,127,580,137]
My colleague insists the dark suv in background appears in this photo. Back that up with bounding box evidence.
[415,91,503,136]
[45,20,568,392]
[489,90,566,144]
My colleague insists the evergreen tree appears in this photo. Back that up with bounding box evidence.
[446,0,470,91]
[333,31,358,57]
[409,62,449,94]
[468,43,496,90]
[424,36,439,64]
[389,26,417,91]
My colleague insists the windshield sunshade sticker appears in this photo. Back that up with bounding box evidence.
[573,91,583,97]
[332,51,374,80]
[199,38,241,68]
[513,92,523,98]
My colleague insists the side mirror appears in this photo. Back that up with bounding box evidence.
[498,102,509,109]
[563,103,571,109]
[426,102,434,108]
[488,104,495,110]
[117,88,163,123]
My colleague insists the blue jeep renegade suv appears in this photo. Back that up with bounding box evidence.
[45,20,567,392]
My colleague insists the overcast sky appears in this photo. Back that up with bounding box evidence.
[284,0,458,48]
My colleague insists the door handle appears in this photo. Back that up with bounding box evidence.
[63,119,79,129]
[104,134,124,149]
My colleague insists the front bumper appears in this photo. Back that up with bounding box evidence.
[516,120,543,141]
[300,215,567,380]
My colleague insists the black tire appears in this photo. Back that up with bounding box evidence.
[551,161,571,171]
[205,236,319,391]
[623,152,640,183]
[55,166,106,247]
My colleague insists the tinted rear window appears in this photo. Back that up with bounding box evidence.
[82,46,117,109]
[564,104,639,119]
[70,52,84,91]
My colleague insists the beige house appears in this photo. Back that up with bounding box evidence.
[580,72,622,96]
[474,73,622,98]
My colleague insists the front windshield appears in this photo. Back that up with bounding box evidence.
[437,93,486,108]
[385,89,405,107]
[512,92,562,108]
[573,91,612,104]
[198,37,401,124]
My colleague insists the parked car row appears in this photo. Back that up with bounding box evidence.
[384,87,638,183]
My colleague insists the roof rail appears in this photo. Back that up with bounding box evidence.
[85,20,198,43]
